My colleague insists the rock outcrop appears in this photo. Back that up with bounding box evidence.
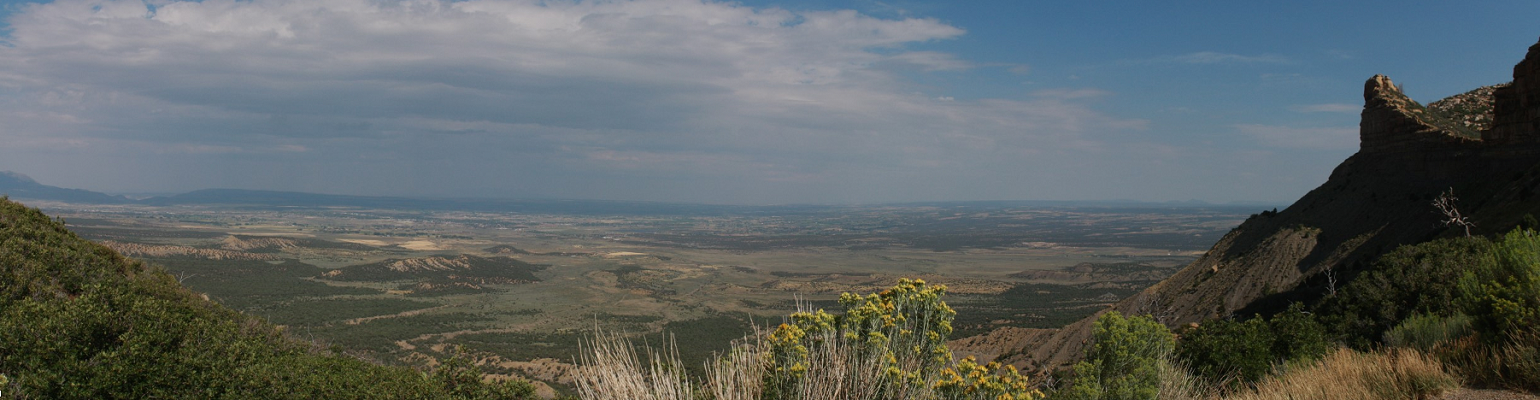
[993,36,1540,375]
[1489,39,1540,143]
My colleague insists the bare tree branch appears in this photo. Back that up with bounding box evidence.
[1433,188,1474,237]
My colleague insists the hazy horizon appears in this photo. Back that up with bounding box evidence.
[0,0,1535,205]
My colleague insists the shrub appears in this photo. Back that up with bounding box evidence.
[1315,236,1489,349]
[1058,311,1174,400]
[933,356,1041,400]
[1267,303,1331,363]
[764,278,957,398]
[1176,304,1331,385]
[1176,317,1272,384]
[575,279,1043,400]
[1458,228,1540,344]
[0,199,537,399]
[1383,313,1472,352]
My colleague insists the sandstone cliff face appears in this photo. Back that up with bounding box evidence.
[1489,40,1540,143]
[993,36,1540,375]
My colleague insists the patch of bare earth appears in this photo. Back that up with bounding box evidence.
[100,240,278,260]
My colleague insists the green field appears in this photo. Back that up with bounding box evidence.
[42,201,1249,389]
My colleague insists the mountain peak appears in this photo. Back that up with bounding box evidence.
[0,171,38,185]
[1358,74,1477,155]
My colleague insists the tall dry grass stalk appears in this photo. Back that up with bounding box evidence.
[701,337,765,400]
[1157,359,1212,400]
[775,330,897,399]
[1438,333,1540,392]
[574,327,912,400]
[1228,348,1457,400]
[575,282,1037,400]
[572,331,696,400]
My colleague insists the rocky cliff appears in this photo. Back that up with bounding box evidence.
[986,36,1540,374]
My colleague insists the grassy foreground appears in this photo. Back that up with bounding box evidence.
[571,288,1462,400]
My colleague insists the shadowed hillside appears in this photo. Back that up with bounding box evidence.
[0,197,535,399]
[985,37,1540,374]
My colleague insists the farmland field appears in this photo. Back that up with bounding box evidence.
[34,200,1257,393]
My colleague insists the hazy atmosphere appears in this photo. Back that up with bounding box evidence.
[0,0,1535,204]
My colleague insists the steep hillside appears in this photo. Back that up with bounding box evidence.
[990,37,1540,374]
[0,197,533,398]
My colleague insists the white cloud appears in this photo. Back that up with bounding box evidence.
[887,51,972,71]
[0,0,1149,202]
[1236,124,1357,149]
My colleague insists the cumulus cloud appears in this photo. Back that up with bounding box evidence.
[0,0,1147,202]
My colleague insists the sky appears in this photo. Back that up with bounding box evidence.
[0,0,1535,205]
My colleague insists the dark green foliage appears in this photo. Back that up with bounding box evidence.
[0,198,533,399]
[1303,228,1540,391]
[1175,305,1329,385]
[151,258,378,311]
[254,298,436,327]
[1268,303,1331,363]
[643,315,763,376]
[1176,317,1272,383]
[431,350,537,400]
[452,331,588,361]
[1059,312,1173,400]
[1457,228,1540,344]
[309,312,492,353]
[1316,236,1489,348]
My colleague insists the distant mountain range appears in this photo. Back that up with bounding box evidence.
[0,172,1275,215]
[0,172,133,205]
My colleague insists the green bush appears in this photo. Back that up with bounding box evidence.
[764,278,958,398]
[1315,236,1489,349]
[1458,228,1540,344]
[1177,317,1272,383]
[0,199,535,399]
[1058,311,1173,400]
[760,278,1041,400]
[1383,313,1472,352]
[1174,304,1330,385]
[1268,303,1331,363]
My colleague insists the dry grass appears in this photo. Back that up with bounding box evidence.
[1229,348,1458,400]
[575,332,1464,400]
[572,331,696,400]
[1157,359,1211,400]
[1437,334,1540,392]
[770,331,898,399]
[573,326,907,400]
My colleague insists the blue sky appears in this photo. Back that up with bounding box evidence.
[0,0,1534,204]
